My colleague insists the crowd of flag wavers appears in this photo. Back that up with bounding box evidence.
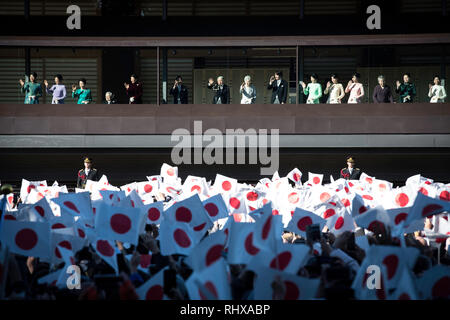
[0,162,449,300]
[18,72,447,104]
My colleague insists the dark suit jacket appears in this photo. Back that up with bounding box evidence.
[77,168,100,188]
[103,99,117,104]
[169,85,189,104]
[207,83,230,104]
[126,82,143,104]
[340,168,361,180]
[267,79,288,104]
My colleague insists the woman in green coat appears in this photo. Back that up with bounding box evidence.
[72,78,92,104]
[300,73,323,104]
[19,72,42,104]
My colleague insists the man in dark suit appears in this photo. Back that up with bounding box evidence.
[207,76,230,104]
[77,157,100,189]
[267,71,288,104]
[169,75,189,104]
[340,156,361,180]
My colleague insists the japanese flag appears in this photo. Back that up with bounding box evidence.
[120,182,138,196]
[182,176,209,198]
[224,191,249,215]
[354,206,391,234]
[49,215,75,231]
[253,213,283,252]
[202,194,229,222]
[142,201,164,225]
[351,193,369,217]
[390,186,416,209]
[51,192,92,219]
[136,181,159,197]
[159,220,197,256]
[99,190,127,206]
[246,243,311,275]
[28,197,54,220]
[286,207,326,238]
[92,238,118,274]
[405,174,433,190]
[416,264,450,299]
[213,174,237,194]
[0,220,51,259]
[389,268,419,300]
[253,266,320,300]
[125,189,145,208]
[287,168,303,186]
[328,210,355,236]
[164,194,213,235]
[95,203,144,245]
[184,231,226,272]
[244,188,265,212]
[20,179,47,203]
[146,175,162,183]
[185,258,232,300]
[160,163,178,182]
[437,187,450,202]
[135,266,167,300]
[227,222,260,264]
[404,192,450,227]
[50,228,81,264]
[360,172,375,186]
[308,172,323,186]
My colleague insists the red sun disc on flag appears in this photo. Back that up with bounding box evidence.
[312,177,320,184]
[244,232,259,255]
[288,192,299,204]
[51,223,66,229]
[439,190,449,201]
[422,204,443,217]
[222,181,232,191]
[262,216,272,240]
[144,184,153,193]
[323,208,336,219]
[431,276,450,299]
[334,216,344,230]
[204,203,219,217]
[199,281,218,300]
[193,222,207,232]
[320,192,331,203]
[394,213,408,225]
[395,193,409,207]
[96,240,115,257]
[229,197,241,209]
[34,206,45,217]
[110,213,132,234]
[146,285,164,300]
[15,228,38,250]
[173,229,191,248]
[297,216,313,231]
[175,206,192,223]
[78,228,86,238]
[293,173,301,182]
[246,191,258,202]
[382,254,399,280]
[282,281,300,300]
[167,168,175,176]
[269,251,292,271]
[148,208,161,221]
[191,185,201,193]
[63,201,80,214]
[205,244,224,267]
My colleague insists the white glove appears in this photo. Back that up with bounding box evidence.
[130,97,135,102]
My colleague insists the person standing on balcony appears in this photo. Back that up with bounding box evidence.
[428,75,447,103]
[324,74,345,104]
[340,156,361,180]
[124,74,143,104]
[267,71,288,104]
[207,76,230,104]
[240,75,256,104]
[345,73,364,104]
[300,73,322,104]
[44,74,66,104]
[395,73,416,103]
[72,78,92,104]
[372,75,393,103]
[103,92,117,104]
[77,157,99,189]
[169,75,189,104]
[19,72,42,104]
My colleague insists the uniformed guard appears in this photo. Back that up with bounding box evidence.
[340,156,361,180]
[77,157,99,189]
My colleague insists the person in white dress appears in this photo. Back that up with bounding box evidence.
[240,75,256,104]
[324,74,345,104]
[428,75,447,103]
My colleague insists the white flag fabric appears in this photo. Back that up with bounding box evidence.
[184,231,226,272]
[142,201,164,225]
[213,174,237,194]
[307,172,323,186]
[286,207,326,238]
[227,222,260,264]
[159,221,197,256]
[185,258,232,300]
[135,267,167,300]
[92,238,118,274]
[95,203,144,245]
[287,168,303,186]
[416,264,450,300]
[202,194,229,222]
[0,220,51,259]
[404,192,450,227]
[51,192,92,219]
[253,266,320,300]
